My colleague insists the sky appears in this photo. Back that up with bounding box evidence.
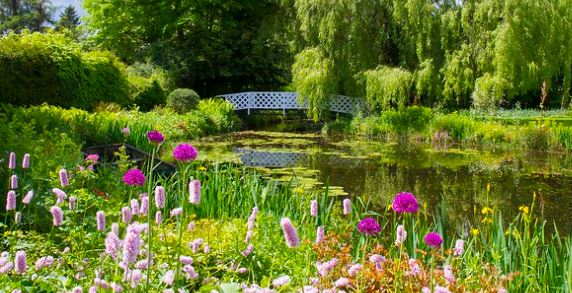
[51,0,85,19]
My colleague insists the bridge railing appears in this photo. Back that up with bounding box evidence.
[217,91,364,115]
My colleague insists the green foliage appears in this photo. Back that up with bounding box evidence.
[0,31,130,109]
[380,106,433,135]
[365,66,413,110]
[133,80,166,112]
[167,88,200,114]
[291,48,336,121]
[196,98,242,135]
[0,0,56,33]
[471,73,509,111]
[56,5,80,33]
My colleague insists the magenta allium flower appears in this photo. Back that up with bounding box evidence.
[342,198,351,215]
[454,239,465,256]
[242,244,254,256]
[272,275,291,287]
[280,218,300,248]
[22,190,33,204]
[34,256,54,271]
[155,211,162,225]
[348,264,362,277]
[50,206,63,226]
[96,211,106,231]
[310,200,318,217]
[121,127,130,136]
[163,270,174,286]
[147,130,164,144]
[14,212,21,225]
[188,180,200,204]
[179,256,193,265]
[123,169,145,186]
[444,264,455,283]
[10,175,17,189]
[22,153,30,169]
[392,192,419,213]
[170,207,182,217]
[357,217,381,236]
[8,152,16,169]
[139,196,148,215]
[395,224,407,246]
[424,232,443,248]
[154,186,165,208]
[14,251,27,274]
[6,190,16,211]
[316,226,325,243]
[121,206,132,223]
[123,226,141,265]
[105,232,121,258]
[69,196,76,210]
[130,199,140,216]
[334,277,351,288]
[172,143,198,162]
[59,168,69,187]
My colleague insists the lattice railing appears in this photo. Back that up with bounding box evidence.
[217,91,363,115]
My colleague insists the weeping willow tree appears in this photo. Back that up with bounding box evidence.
[365,66,414,111]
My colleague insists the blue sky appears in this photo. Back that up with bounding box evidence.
[51,0,85,19]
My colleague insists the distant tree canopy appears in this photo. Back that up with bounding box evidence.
[56,5,80,32]
[0,0,55,33]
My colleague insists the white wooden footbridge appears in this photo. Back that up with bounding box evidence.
[217,92,364,115]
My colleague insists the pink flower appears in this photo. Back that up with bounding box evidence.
[59,168,69,187]
[86,154,99,163]
[348,264,362,277]
[444,264,455,283]
[242,244,254,256]
[424,232,443,248]
[105,232,121,258]
[8,152,16,169]
[121,127,130,136]
[123,169,145,186]
[50,206,64,226]
[280,218,299,248]
[154,186,165,208]
[163,270,174,286]
[334,277,351,288]
[0,262,13,274]
[342,198,351,215]
[139,196,148,215]
[129,269,142,288]
[454,239,465,256]
[190,238,203,253]
[130,199,140,216]
[52,188,67,204]
[69,196,76,210]
[310,200,318,217]
[369,254,386,271]
[357,217,381,236]
[96,211,106,231]
[10,175,17,189]
[188,221,195,231]
[395,225,407,246]
[155,211,162,225]
[172,143,198,162]
[179,256,193,265]
[189,180,200,204]
[22,190,33,204]
[316,226,325,243]
[34,256,54,270]
[147,130,164,144]
[272,275,291,287]
[392,192,419,213]
[6,190,16,211]
[22,153,30,169]
[237,267,248,274]
[183,265,198,279]
[14,251,27,274]
[170,207,182,217]
[72,286,82,293]
[407,259,422,276]
[123,226,142,265]
[316,258,337,277]
[122,207,132,223]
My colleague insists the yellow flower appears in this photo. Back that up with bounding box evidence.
[471,228,480,236]
[387,204,392,211]
[293,187,304,194]
[481,217,493,224]
[487,183,491,193]
[481,207,493,215]
[198,166,207,171]
[518,205,529,215]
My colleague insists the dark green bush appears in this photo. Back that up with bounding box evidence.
[167,88,200,114]
[0,31,129,109]
[380,106,434,134]
[196,98,241,134]
[133,80,166,111]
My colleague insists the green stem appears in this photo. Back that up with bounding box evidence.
[174,166,188,289]
[145,146,157,291]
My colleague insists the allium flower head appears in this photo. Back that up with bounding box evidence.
[146,130,164,144]
[392,192,419,213]
[357,217,381,236]
[172,143,198,162]
[123,169,145,186]
[280,218,300,248]
[424,232,443,248]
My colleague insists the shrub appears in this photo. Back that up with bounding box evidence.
[167,88,201,114]
[196,98,241,134]
[364,66,413,110]
[432,113,476,141]
[380,106,434,135]
[133,80,166,111]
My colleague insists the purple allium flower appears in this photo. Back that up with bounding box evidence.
[6,190,16,211]
[172,143,198,162]
[188,180,200,204]
[316,258,338,277]
[348,264,362,277]
[22,190,33,204]
[59,168,69,187]
[8,152,16,169]
[183,265,198,279]
[130,199,139,216]
[121,127,130,136]
[123,169,145,186]
[316,226,325,243]
[155,211,163,225]
[96,211,106,231]
[69,196,76,210]
[272,275,291,287]
[86,154,99,163]
[10,175,17,189]
[22,153,30,169]
[34,256,54,271]
[154,186,165,208]
[424,232,443,248]
[444,264,455,283]
[122,206,132,223]
[163,270,174,286]
[342,198,351,215]
[123,226,142,265]
[310,200,318,217]
[334,277,351,288]
[50,206,63,226]
[105,232,121,258]
[147,130,164,144]
[179,256,193,265]
[14,212,21,225]
[242,244,254,256]
[14,251,27,274]
[395,224,407,246]
[357,217,381,236]
[392,192,419,213]
[280,218,300,248]
[139,196,148,215]
[170,207,182,217]
[454,239,465,256]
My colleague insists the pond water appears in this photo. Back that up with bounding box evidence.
[192,131,572,233]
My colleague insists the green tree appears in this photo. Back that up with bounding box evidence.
[56,5,80,32]
[0,0,55,33]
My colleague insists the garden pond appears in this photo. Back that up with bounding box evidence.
[191,131,572,233]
